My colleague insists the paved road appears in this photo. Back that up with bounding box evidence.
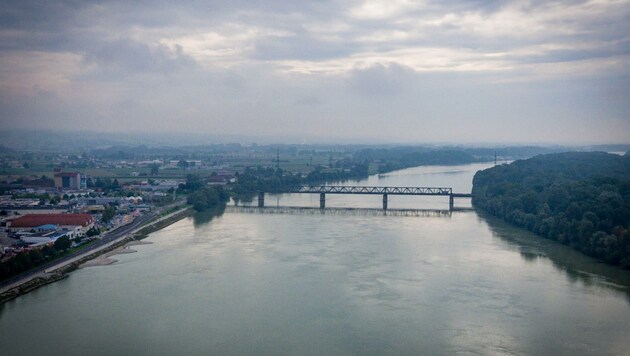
[0,201,186,293]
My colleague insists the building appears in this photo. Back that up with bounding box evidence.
[112,213,134,226]
[208,174,235,185]
[20,230,71,245]
[54,171,87,190]
[7,214,94,238]
[76,197,121,206]
[0,197,74,216]
[83,205,105,213]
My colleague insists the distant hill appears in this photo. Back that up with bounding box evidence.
[472,152,630,267]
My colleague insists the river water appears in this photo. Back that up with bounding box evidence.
[1,163,630,355]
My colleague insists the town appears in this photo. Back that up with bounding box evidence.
[0,142,384,275]
[0,170,180,274]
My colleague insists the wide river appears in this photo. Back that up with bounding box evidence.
[2,163,630,355]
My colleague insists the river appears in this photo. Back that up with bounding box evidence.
[1,163,629,355]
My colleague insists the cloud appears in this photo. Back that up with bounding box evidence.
[348,0,425,20]
[253,34,353,61]
[83,39,198,75]
[0,0,628,143]
[348,62,414,97]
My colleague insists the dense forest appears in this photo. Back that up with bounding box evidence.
[472,152,630,267]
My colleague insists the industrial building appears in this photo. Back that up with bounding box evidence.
[7,213,95,238]
[54,171,87,190]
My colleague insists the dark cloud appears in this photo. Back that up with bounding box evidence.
[83,39,197,75]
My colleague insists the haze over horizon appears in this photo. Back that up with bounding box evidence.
[1,0,629,144]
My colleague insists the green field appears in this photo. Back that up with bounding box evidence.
[1,153,336,183]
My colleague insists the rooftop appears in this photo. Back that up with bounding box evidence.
[10,214,94,228]
[54,172,80,177]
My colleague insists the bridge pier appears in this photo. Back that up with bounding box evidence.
[383,194,388,210]
[320,193,325,209]
[448,194,454,211]
[258,192,265,207]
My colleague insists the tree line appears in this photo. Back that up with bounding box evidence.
[356,147,477,173]
[472,152,630,267]
[0,236,73,281]
[228,162,369,202]
[182,174,229,212]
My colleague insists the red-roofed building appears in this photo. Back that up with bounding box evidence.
[8,214,95,238]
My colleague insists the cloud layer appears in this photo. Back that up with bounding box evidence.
[1,0,629,143]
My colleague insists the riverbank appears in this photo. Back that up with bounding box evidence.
[80,240,152,267]
[0,206,194,305]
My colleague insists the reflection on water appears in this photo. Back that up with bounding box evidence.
[226,205,454,217]
[191,206,226,226]
[479,210,630,304]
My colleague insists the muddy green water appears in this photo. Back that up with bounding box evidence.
[1,163,629,355]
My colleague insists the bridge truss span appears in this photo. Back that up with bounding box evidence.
[291,185,453,196]
[256,185,471,210]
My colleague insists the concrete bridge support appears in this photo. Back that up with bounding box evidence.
[320,193,325,209]
[258,192,265,207]
[383,194,388,210]
[449,194,454,211]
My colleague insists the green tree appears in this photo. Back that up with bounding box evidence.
[54,236,71,251]
[188,191,208,211]
[150,163,159,176]
[185,174,203,191]
[41,245,57,258]
[102,205,116,223]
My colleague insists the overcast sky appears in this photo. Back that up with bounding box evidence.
[0,0,628,144]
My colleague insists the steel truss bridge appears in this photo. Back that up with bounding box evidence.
[255,185,473,210]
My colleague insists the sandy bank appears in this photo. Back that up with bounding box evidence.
[80,240,153,268]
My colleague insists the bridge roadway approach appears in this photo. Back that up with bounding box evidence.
[256,185,473,210]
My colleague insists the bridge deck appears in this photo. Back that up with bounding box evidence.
[287,185,454,196]
[451,193,473,198]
